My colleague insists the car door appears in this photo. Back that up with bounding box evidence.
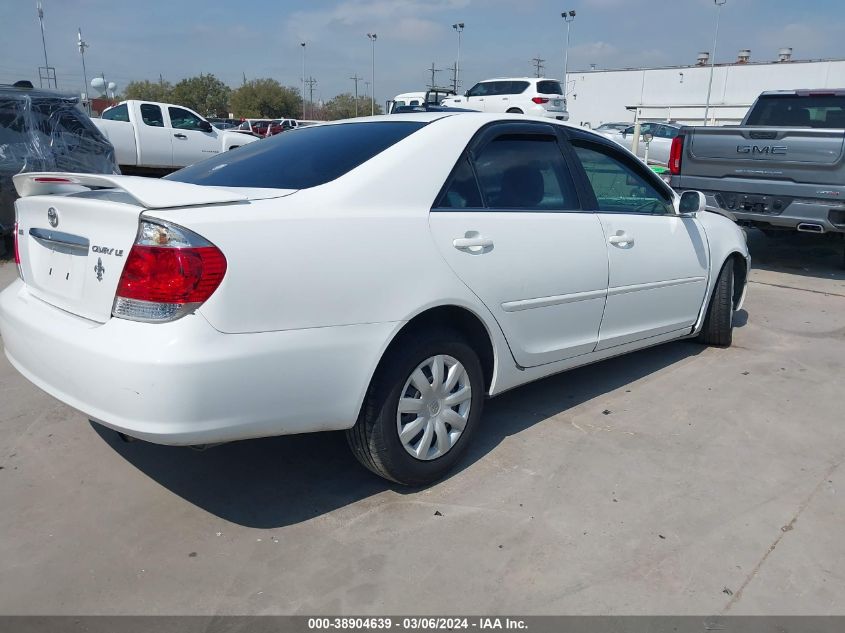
[496,80,528,113]
[167,106,221,167]
[429,122,609,367]
[569,137,709,350]
[464,82,490,112]
[134,103,173,168]
[648,125,679,165]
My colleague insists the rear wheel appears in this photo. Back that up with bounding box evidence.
[698,259,735,347]
[346,329,484,486]
[506,108,524,114]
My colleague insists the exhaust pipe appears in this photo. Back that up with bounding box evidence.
[797,223,825,234]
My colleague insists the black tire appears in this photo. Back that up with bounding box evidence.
[346,329,485,486]
[0,233,11,260]
[698,259,735,347]
[506,108,524,114]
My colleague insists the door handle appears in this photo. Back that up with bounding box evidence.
[608,233,635,247]
[174,133,187,139]
[453,236,493,250]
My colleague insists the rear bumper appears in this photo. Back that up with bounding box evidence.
[0,280,396,445]
[538,109,569,121]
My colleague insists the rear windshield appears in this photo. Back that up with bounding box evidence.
[167,121,427,189]
[745,94,845,128]
[537,81,564,95]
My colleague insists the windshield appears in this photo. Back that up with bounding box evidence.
[745,94,845,128]
[167,120,427,189]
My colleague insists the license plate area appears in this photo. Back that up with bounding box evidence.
[28,228,90,300]
[552,100,562,107]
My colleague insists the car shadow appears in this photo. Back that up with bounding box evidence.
[96,339,705,529]
[745,228,845,280]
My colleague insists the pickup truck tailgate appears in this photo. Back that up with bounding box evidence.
[686,127,845,184]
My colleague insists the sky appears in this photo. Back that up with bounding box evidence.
[1,0,843,107]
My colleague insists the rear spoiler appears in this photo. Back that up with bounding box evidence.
[12,172,248,209]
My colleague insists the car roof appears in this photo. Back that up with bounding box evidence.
[477,77,561,82]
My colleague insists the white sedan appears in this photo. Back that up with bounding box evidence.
[0,113,749,486]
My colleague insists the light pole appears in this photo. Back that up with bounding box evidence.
[452,23,464,93]
[300,42,307,119]
[367,33,377,115]
[703,0,727,126]
[561,10,576,98]
[77,28,89,113]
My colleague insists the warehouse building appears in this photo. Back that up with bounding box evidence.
[566,49,845,128]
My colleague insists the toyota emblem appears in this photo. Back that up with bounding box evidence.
[47,207,58,228]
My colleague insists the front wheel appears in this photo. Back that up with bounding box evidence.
[698,259,735,347]
[347,330,485,486]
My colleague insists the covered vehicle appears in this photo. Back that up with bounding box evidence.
[0,82,117,256]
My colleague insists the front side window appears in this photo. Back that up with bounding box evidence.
[467,83,491,98]
[101,103,129,122]
[140,104,164,127]
[472,135,578,210]
[168,107,204,131]
[167,121,426,189]
[572,141,674,215]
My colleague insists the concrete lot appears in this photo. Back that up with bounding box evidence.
[0,231,843,615]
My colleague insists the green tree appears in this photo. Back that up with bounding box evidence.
[230,79,301,118]
[124,79,172,102]
[169,73,231,117]
[322,93,382,120]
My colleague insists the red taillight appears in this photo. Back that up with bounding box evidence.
[13,221,20,265]
[532,97,550,104]
[32,176,75,184]
[116,245,226,304]
[669,135,685,175]
[113,221,226,323]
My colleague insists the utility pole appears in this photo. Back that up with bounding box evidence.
[300,42,307,120]
[350,73,363,116]
[77,28,89,113]
[305,76,317,119]
[36,1,57,88]
[427,63,442,89]
[364,80,370,98]
[703,0,727,126]
[366,33,377,115]
[448,62,458,94]
[452,23,464,93]
[531,57,546,78]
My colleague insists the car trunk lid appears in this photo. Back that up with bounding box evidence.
[12,172,293,323]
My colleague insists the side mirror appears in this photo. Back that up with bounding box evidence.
[679,190,707,216]
[199,120,213,132]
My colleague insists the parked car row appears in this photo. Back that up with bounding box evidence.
[0,112,748,485]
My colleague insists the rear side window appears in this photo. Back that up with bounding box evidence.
[167,121,426,189]
[101,103,129,122]
[745,95,845,128]
[472,135,578,210]
[509,81,530,95]
[537,81,563,95]
[140,104,164,127]
[436,156,483,209]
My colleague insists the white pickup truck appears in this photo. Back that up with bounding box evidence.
[94,100,258,176]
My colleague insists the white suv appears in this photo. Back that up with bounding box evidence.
[441,77,569,120]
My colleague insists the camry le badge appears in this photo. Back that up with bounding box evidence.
[94,257,105,282]
[47,207,58,228]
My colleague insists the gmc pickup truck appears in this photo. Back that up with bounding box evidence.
[94,100,258,176]
[669,90,845,245]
